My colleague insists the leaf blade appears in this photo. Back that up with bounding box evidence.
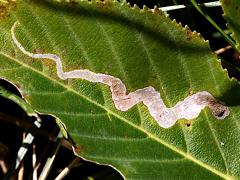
[0,0,240,179]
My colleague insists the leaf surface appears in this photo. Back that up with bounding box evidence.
[221,0,240,50]
[1,0,240,179]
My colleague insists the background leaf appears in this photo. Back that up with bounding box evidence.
[221,0,240,50]
[0,84,37,118]
[1,0,240,179]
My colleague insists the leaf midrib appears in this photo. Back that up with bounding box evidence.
[0,51,232,179]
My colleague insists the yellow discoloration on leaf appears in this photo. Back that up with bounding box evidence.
[0,0,16,21]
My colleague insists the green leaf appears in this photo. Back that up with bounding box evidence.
[1,0,240,179]
[0,83,42,171]
[0,84,37,118]
[221,0,240,50]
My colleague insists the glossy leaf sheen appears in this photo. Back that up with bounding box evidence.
[1,0,240,179]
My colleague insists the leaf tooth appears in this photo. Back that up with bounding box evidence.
[133,4,140,10]
[169,16,182,27]
[183,25,203,40]
[222,68,239,83]
[183,25,190,31]
[197,32,204,39]
[223,68,229,74]
[192,30,202,37]
[192,30,200,36]
[195,32,208,43]
[171,19,182,27]
[203,39,211,46]
[120,0,128,5]
[182,24,197,40]
[153,5,159,12]
[172,19,177,23]
[171,19,186,30]
[122,1,131,8]
[169,17,208,43]
[152,6,164,16]
[171,20,208,43]
[178,22,182,27]
[142,5,149,11]
[229,74,238,82]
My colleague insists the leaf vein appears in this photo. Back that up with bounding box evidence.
[0,51,231,179]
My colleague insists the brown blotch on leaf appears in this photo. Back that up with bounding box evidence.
[153,6,164,16]
[96,0,113,13]
[208,99,229,119]
[0,0,16,21]
[33,48,44,54]
[73,147,81,154]
[186,27,194,41]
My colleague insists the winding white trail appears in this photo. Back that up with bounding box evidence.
[11,21,230,128]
